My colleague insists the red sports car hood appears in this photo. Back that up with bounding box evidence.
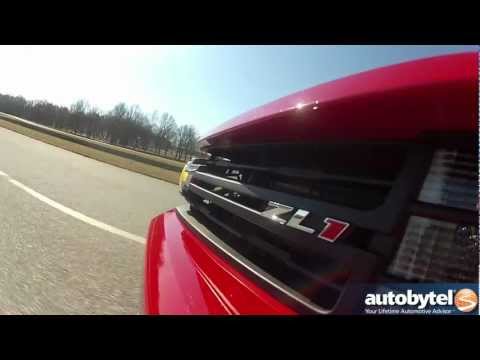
[200,52,478,151]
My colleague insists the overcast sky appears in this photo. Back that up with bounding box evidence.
[0,45,476,135]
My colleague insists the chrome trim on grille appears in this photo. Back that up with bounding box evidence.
[175,204,332,314]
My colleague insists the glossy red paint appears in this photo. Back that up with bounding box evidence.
[145,52,478,315]
[200,52,478,150]
[144,209,296,315]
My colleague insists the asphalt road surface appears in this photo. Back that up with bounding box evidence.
[0,127,185,314]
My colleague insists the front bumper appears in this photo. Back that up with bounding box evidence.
[144,206,296,315]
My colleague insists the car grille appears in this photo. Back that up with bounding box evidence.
[418,149,478,211]
[388,147,479,282]
[182,141,478,313]
[388,216,478,282]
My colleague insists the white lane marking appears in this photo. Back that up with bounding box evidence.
[0,170,145,244]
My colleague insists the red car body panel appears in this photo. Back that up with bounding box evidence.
[145,52,478,315]
[144,209,296,314]
[200,52,477,149]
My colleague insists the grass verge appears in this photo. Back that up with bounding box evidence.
[0,117,182,184]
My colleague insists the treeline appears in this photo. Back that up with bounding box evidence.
[0,93,199,161]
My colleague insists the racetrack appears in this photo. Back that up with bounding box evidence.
[0,126,185,314]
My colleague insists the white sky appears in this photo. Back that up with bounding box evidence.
[0,45,189,116]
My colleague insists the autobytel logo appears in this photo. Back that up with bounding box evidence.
[363,285,479,315]
[454,288,478,312]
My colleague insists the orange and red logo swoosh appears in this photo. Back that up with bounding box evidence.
[454,289,478,312]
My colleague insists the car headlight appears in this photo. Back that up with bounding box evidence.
[179,160,203,191]
[179,165,189,187]
[185,162,202,172]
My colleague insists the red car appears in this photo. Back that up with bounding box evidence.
[144,52,478,315]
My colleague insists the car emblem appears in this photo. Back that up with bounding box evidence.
[260,201,349,242]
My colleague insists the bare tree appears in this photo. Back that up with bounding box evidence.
[175,124,197,160]
[0,93,199,162]
[70,99,90,134]
[154,113,177,156]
